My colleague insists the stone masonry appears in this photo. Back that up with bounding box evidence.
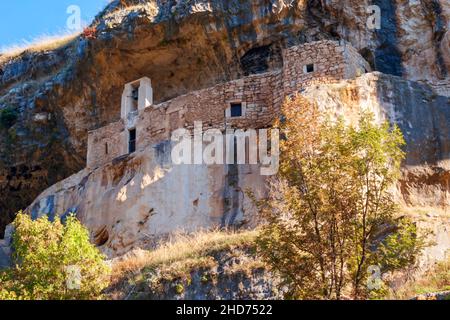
[87,41,371,169]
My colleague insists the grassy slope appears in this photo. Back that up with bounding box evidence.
[0,33,79,65]
[108,229,263,299]
[108,226,450,300]
[112,229,260,278]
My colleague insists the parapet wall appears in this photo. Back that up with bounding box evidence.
[87,40,370,169]
[132,70,284,161]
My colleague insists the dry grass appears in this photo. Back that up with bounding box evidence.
[111,229,259,281]
[0,1,159,65]
[0,32,79,65]
[389,257,450,299]
[102,1,159,22]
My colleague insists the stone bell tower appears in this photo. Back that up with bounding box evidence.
[121,77,153,120]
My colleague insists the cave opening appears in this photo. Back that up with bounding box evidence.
[240,44,283,76]
[93,226,109,247]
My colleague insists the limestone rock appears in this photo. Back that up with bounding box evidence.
[0,0,449,241]
[301,72,450,208]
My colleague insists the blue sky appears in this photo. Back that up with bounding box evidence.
[0,0,109,51]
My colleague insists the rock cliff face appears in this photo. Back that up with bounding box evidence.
[301,73,450,272]
[301,72,449,208]
[25,149,265,257]
[20,72,449,260]
[0,0,449,237]
[313,0,449,81]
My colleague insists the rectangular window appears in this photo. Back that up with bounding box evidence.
[230,103,243,118]
[129,129,136,154]
[306,64,315,73]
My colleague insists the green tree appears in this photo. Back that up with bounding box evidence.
[0,212,110,300]
[255,96,426,300]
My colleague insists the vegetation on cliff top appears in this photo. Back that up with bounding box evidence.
[0,1,152,65]
[0,33,79,65]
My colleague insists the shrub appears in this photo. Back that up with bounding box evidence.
[0,212,110,300]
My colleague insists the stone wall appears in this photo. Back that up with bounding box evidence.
[282,40,370,95]
[136,71,284,150]
[87,120,127,169]
[86,71,285,168]
[282,40,346,95]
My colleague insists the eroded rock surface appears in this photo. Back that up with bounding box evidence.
[301,72,450,208]
[0,0,449,238]
[26,147,265,257]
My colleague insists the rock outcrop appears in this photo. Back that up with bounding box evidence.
[0,0,448,240]
[108,245,285,300]
[25,150,266,257]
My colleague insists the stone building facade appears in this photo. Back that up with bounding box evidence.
[24,41,371,257]
[87,40,370,169]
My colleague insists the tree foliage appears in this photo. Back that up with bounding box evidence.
[255,96,426,299]
[0,212,110,300]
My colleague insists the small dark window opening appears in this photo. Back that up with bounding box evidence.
[105,142,109,155]
[129,129,136,154]
[230,103,243,118]
[130,85,139,111]
[132,88,139,101]
[306,64,315,73]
